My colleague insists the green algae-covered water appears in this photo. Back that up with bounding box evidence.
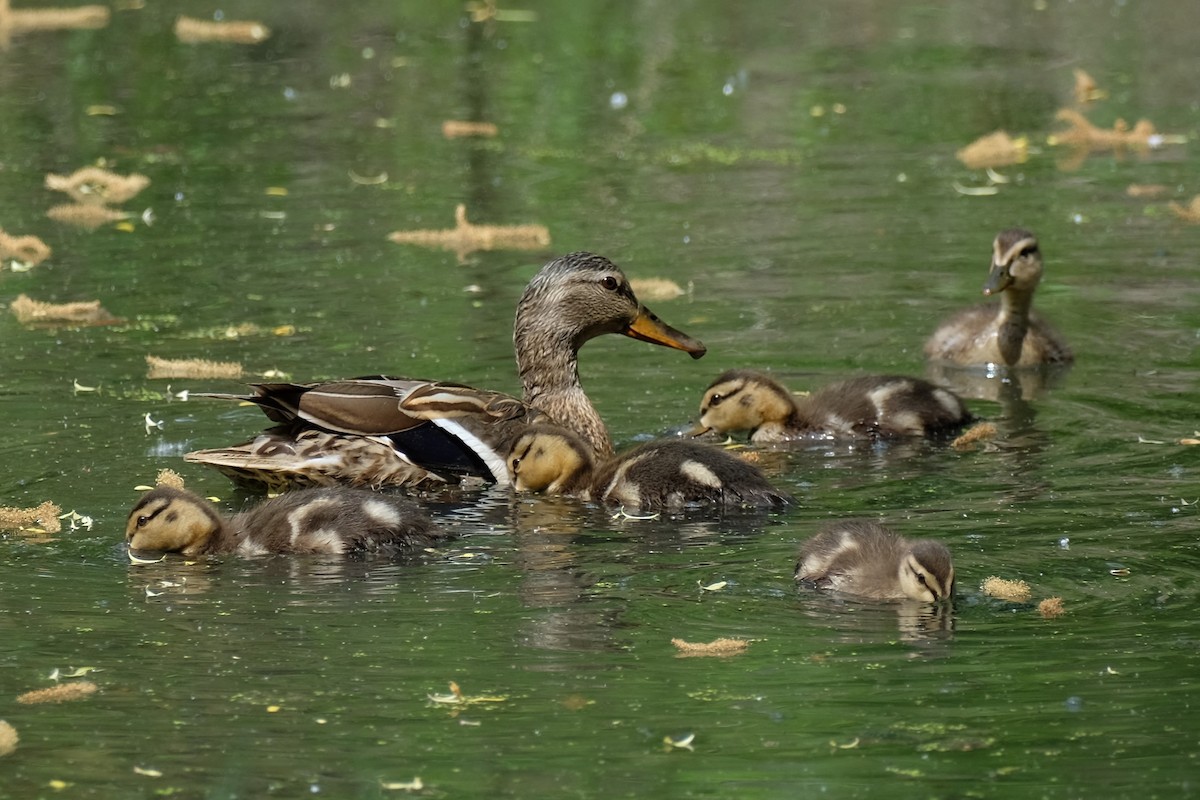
[1,2,1198,797]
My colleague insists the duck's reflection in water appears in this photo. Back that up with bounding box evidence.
[795,593,956,650]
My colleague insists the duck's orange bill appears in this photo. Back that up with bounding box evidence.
[623,306,707,359]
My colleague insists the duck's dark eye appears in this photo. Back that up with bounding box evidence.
[708,394,724,407]
[601,276,619,292]
[511,457,521,471]
[136,515,150,528]
[916,572,928,586]
[1019,246,1038,258]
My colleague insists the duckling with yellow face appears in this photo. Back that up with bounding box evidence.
[126,486,444,558]
[795,520,954,602]
[924,228,1073,367]
[506,425,790,510]
[696,369,970,443]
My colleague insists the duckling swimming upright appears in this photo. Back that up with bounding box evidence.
[506,425,790,510]
[696,369,970,443]
[925,229,1073,367]
[795,520,954,602]
[126,486,444,557]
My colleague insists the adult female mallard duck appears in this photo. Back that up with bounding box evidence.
[185,252,706,492]
[505,424,790,510]
[694,369,971,443]
[924,228,1073,367]
[126,485,445,557]
[795,520,954,602]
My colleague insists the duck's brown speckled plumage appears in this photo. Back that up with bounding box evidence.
[185,252,706,492]
[507,425,790,510]
[126,486,445,557]
[697,369,971,443]
[795,520,954,602]
[925,228,1073,367]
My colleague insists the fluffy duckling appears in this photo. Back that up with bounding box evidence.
[925,228,1073,367]
[507,425,790,510]
[126,486,444,557]
[795,520,954,602]
[696,369,970,443]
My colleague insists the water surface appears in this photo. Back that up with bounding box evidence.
[1,1,1198,797]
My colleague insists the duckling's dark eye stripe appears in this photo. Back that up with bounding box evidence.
[132,501,170,526]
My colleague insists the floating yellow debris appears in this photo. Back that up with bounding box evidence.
[0,720,16,757]
[1048,108,1180,152]
[45,167,149,205]
[466,0,537,23]
[1038,597,1065,619]
[662,732,695,751]
[629,277,685,301]
[951,421,998,451]
[174,15,270,44]
[387,204,550,262]
[1125,184,1169,199]
[154,469,186,490]
[10,293,118,326]
[16,680,98,705]
[0,228,50,266]
[956,130,1029,170]
[0,1,109,48]
[46,202,132,230]
[0,500,62,534]
[980,576,1032,603]
[670,637,749,657]
[146,355,244,381]
[0,720,16,758]
[1072,69,1107,105]
[442,120,499,138]
[426,680,507,706]
[380,777,424,792]
[1168,196,1200,224]
[132,766,162,777]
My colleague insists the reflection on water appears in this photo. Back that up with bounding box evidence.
[2,0,1199,796]
[795,592,956,648]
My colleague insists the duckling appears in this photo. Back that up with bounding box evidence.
[795,520,954,602]
[186,252,706,492]
[695,369,971,443]
[507,425,790,510]
[126,486,445,557]
[925,229,1073,367]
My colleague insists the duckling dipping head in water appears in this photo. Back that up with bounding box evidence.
[506,425,790,510]
[924,228,1073,367]
[795,520,954,602]
[696,369,971,443]
[126,486,444,558]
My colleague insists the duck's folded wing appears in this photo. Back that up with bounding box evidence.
[192,378,547,487]
[184,429,445,493]
[207,378,429,434]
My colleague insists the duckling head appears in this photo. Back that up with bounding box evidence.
[696,369,796,436]
[514,252,706,361]
[507,425,595,494]
[126,486,222,556]
[983,228,1041,297]
[897,539,956,602]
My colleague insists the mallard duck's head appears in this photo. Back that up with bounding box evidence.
[897,539,955,602]
[515,252,706,358]
[695,369,796,435]
[507,425,594,494]
[983,228,1041,296]
[126,486,221,556]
